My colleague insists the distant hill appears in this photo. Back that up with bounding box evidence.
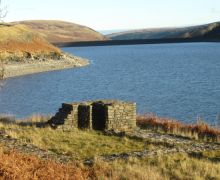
[107,22,220,40]
[0,23,60,61]
[13,20,107,44]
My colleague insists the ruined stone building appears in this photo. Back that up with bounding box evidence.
[49,100,136,131]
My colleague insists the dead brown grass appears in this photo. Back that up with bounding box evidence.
[137,114,220,142]
[0,38,60,53]
[0,149,87,180]
[1,147,219,180]
[0,146,166,180]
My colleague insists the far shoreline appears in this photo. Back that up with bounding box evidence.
[54,38,220,47]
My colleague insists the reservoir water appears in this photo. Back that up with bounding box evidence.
[0,43,220,124]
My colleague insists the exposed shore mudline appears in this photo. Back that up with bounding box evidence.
[3,53,89,79]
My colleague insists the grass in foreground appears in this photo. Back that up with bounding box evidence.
[96,151,220,180]
[0,115,220,179]
[0,116,147,160]
[0,145,220,180]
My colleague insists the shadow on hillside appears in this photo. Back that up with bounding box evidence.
[188,151,220,163]
[0,116,16,124]
[18,121,50,128]
[0,115,50,128]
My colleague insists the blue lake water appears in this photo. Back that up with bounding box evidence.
[0,43,220,124]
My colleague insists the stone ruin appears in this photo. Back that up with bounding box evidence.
[48,100,136,131]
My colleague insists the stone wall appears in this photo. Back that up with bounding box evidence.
[49,100,136,131]
[105,101,136,131]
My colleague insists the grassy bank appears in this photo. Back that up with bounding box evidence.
[0,115,220,179]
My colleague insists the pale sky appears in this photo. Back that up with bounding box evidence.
[3,0,220,30]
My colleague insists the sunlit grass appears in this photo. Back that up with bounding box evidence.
[93,152,220,180]
[0,118,147,159]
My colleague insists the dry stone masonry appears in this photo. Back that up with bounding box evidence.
[49,100,136,131]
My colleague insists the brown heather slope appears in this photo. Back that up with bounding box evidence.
[13,20,107,44]
[0,23,61,59]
